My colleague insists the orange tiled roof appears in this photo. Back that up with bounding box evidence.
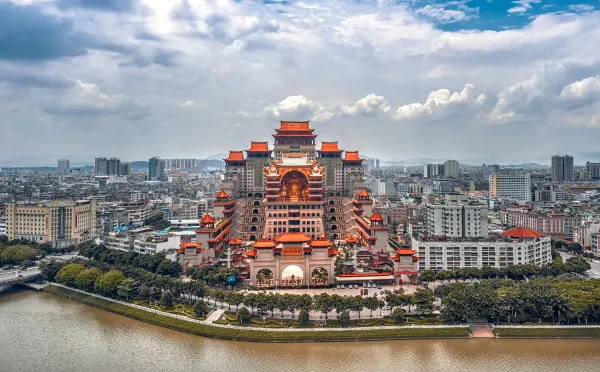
[328,247,338,255]
[500,227,543,238]
[278,121,312,131]
[180,242,201,249]
[224,151,245,161]
[370,211,385,222]
[345,235,359,243]
[344,151,363,161]
[253,238,277,249]
[357,189,371,197]
[200,213,216,224]
[247,142,270,152]
[275,232,312,243]
[229,237,242,245]
[395,249,416,255]
[319,141,342,152]
[245,249,257,257]
[216,190,229,199]
[309,235,333,248]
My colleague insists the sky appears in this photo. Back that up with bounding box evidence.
[2,0,600,166]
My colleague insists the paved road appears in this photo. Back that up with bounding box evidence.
[0,268,41,283]
[559,251,600,278]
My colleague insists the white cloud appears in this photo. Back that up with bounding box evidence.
[569,4,595,13]
[561,76,600,99]
[262,95,333,122]
[339,94,391,117]
[394,84,486,119]
[415,5,471,23]
[180,100,198,108]
[507,6,527,14]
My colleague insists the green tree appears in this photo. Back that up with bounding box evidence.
[348,295,365,319]
[569,242,583,254]
[413,288,434,315]
[94,270,126,297]
[156,259,182,278]
[420,270,437,285]
[117,278,139,300]
[159,291,175,308]
[339,310,351,327]
[364,296,379,317]
[313,293,334,320]
[391,307,405,324]
[39,260,65,281]
[298,309,310,328]
[0,245,37,265]
[56,263,86,287]
[193,299,209,318]
[237,306,251,324]
[74,267,103,291]
[138,284,151,300]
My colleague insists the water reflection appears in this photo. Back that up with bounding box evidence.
[1,291,600,372]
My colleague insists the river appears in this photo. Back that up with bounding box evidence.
[1,290,600,372]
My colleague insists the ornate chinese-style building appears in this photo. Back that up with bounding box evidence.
[177,121,418,285]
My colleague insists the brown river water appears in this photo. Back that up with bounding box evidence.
[1,290,600,372]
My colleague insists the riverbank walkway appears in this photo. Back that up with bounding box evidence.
[48,283,468,333]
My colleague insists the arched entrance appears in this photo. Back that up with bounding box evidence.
[311,267,328,286]
[256,268,273,287]
[281,265,304,287]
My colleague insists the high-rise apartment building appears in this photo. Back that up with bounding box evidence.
[443,160,459,178]
[586,162,600,179]
[5,199,96,248]
[163,158,197,170]
[481,164,500,179]
[426,194,488,238]
[95,157,125,177]
[57,159,70,174]
[551,155,574,182]
[489,173,531,201]
[423,164,444,178]
[149,157,166,181]
[120,162,132,177]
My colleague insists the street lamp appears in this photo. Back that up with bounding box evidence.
[263,316,266,327]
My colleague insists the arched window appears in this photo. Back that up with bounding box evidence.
[329,208,335,213]
[253,209,259,215]
[252,217,258,223]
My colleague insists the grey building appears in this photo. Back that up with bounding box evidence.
[551,155,574,182]
[424,164,444,178]
[120,162,132,177]
[586,162,600,179]
[444,160,459,178]
[149,157,166,181]
[57,159,70,174]
[95,157,108,176]
[481,164,500,179]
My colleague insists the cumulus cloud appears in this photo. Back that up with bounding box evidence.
[508,0,542,14]
[339,94,391,117]
[561,76,600,99]
[394,84,486,119]
[568,4,595,13]
[180,100,198,108]
[262,95,333,122]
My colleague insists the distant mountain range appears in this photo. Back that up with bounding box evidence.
[131,161,149,170]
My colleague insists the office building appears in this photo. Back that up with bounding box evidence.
[444,160,459,178]
[149,157,166,181]
[551,155,574,182]
[95,157,122,177]
[489,173,531,201]
[57,159,70,174]
[163,158,197,170]
[5,199,96,248]
[426,194,488,238]
[432,179,453,195]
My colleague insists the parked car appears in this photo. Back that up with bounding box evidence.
[336,285,340,289]
[382,306,391,311]
[377,285,382,289]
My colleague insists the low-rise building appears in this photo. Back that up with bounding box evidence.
[412,227,551,271]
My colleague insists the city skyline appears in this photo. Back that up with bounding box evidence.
[2,1,600,164]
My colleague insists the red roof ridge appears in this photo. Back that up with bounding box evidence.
[319,141,343,152]
[500,227,543,238]
[370,211,385,222]
[247,142,270,152]
[216,190,229,199]
[200,213,216,224]
[357,189,371,197]
[275,232,312,243]
[344,151,363,161]
[224,151,245,162]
